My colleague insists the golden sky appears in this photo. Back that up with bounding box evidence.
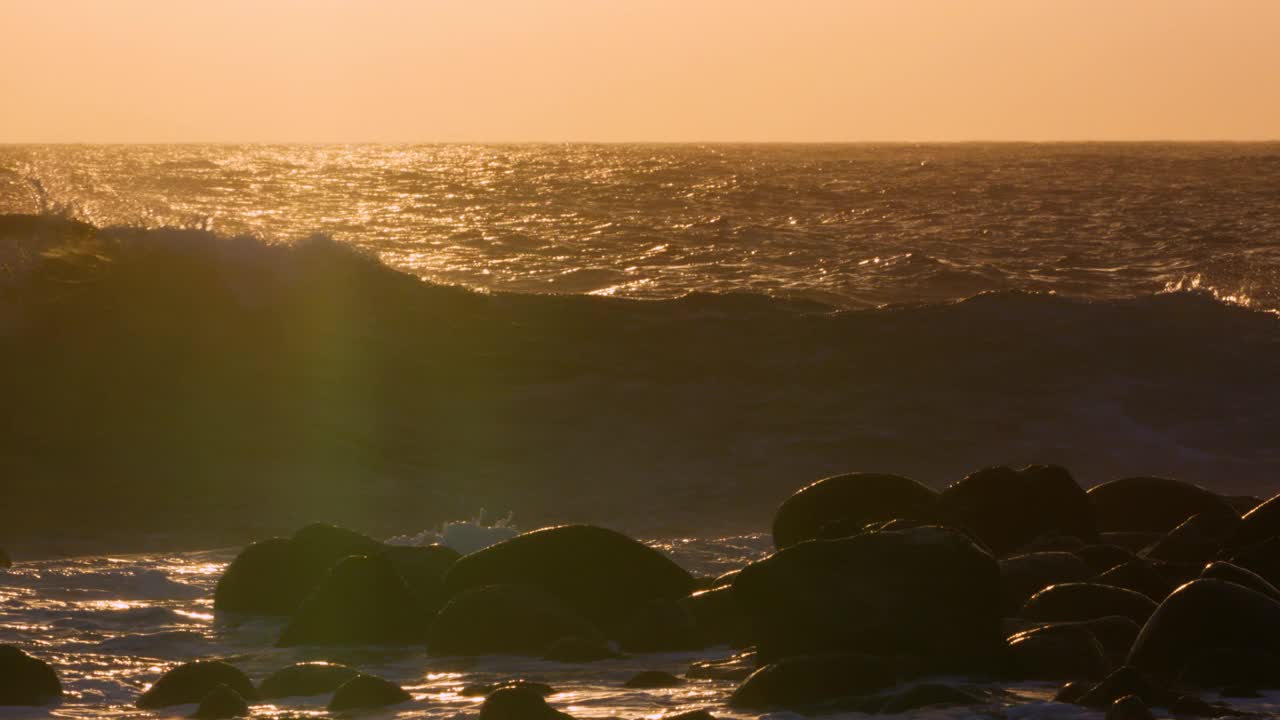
[2,0,1278,142]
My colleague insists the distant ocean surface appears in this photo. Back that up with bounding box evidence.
[3,143,1278,311]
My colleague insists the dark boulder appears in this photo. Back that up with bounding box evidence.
[1093,560,1174,603]
[462,680,556,697]
[277,553,423,646]
[1200,561,1280,604]
[1077,666,1170,708]
[480,686,570,720]
[257,662,359,699]
[1054,680,1089,703]
[999,552,1093,614]
[733,526,1001,667]
[214,524,384,615]
[771,473,941,549]
[380,544,460,613]
[728,653,899,711]
[679,585,750,648]
[428,584,601,656]
[1177,647,1280,689]
[1106,695,1153,720]
[1142,510,1240,564]
[137,661,255,709]
[1076,544,1137,574]
[876,683,985,714]
[623,671,682,689]
[1128,579,1280,681]
[1075,616,1142,667]
[542,636,619,663]
[441,525,696,633]
[1101,532,1165,552]
[1005,623,1109,680]
[1223,492,1280,552]
[939,465,1097,557]
[1088,477,1235,533]
[1226,537,1280,589]
[1022,583,1157,626]
[616,598,704,653]
[190,684,249,720]
[0,646,61,706]
[327,674,411,711]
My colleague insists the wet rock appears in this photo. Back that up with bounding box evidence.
[1176,647,1280,689]
[1169,694,1234,717]
[1005,623,1109,681]
[877,683,984,713]
[728,653,899,710]
[679,585,750,648]
[1078,666,1169,708]
[480,686,570,720]
[771,472,941,549]
[1226,536,1280,589]
[429,584,601,656]
[1224,491,1280,553]
[710,569,738,588]
[542,636,619,663]
[1054,680,1089,703]
[1075,544,1137,574]
[616,598,704,653]
[1101,532,1166,552]
[462,680,556,697]
[137,661,255,709]
[190,684,249,719]
[1088,477,1236,533]
[999,552,1093,614]
[1128,579,1280,682]
[733,525,1001,668]
[257,662,359,699]
[1093,560,1174,603]
[1200,561,1280,604]
[1143,510,1240,564]
[623,671,682,689]
[1075,616,1142,666]
[214,524,384,615]
[938,465,1097,557]
[1106,694,1153,720]
[1022,582,1157,626]
[441,525,696,633]
[1017,534,1087,554]
[277,553,423,646]
[0,645,62,706]
[327,674,411,711]
[379,544,460,613]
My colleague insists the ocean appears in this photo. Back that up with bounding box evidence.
[2,144,1279,718]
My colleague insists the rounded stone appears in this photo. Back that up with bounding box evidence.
[771,472,941,549]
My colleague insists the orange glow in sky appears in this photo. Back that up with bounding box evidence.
[2,0,1278,142]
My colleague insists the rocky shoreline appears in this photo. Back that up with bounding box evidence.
[5,465,1280,718]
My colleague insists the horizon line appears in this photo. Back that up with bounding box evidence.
[4,138,1280,146]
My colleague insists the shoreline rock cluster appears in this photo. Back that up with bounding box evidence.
[5,465,1280,718]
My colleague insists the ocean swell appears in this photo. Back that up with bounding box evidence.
[2,214,1279,553]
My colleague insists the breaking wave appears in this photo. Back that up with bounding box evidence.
[2,213,1279,552]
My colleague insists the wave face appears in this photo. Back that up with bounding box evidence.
[3,143,1279,312]
[2,214,1279,552]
